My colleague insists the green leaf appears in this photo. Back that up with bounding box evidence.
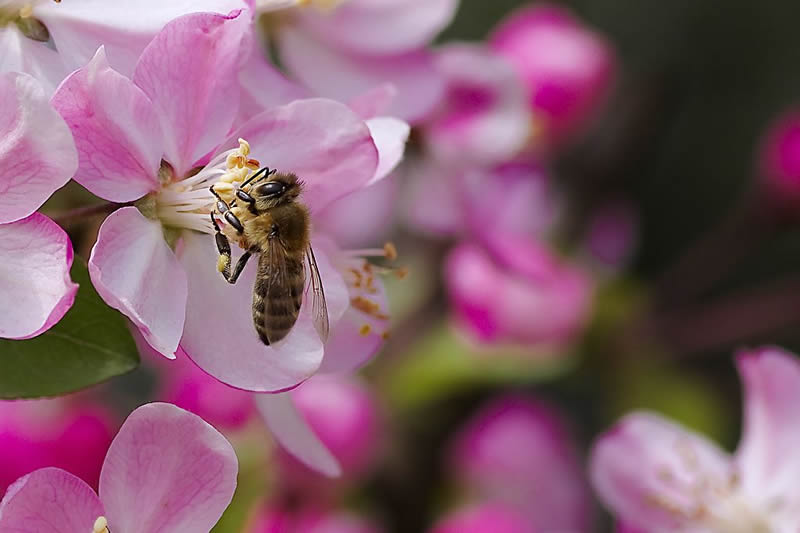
[0,260,140,398]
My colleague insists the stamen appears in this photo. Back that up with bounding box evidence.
[93,516,109,533]
[351,296,389,321]
[359,323,371,336]
[18,4,32,18]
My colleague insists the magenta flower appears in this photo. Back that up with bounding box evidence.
[255,0,457,122]
[422,44,532,166]
[0,0,247,92]
[51,10,398,392]
[0,402,237,533]
[0,398,114,494]
[444,236,592,347]
[759,108,800,209]
[263,375,381,484]
[590,347,800,531]
[249,504,384,533]
[449,395,593,532]
[489,3,616,147]
[429,503,533,533]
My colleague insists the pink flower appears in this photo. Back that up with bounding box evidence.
[249,504,384,533]
[262,374,381,484]
[51,11,396,392]
[422,44,532,166]
[759,108,800,209]
[255,0,457,122]
[449,395,593,532]
[582,200,638,272]
[0,402,238,533]
[428,503,534,533]
[489,3,616,147]
[0,0,247,92]
[444,236,592,347]
[590,347,800,531]
[0,398,114,495]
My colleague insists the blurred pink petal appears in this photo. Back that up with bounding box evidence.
[132,10,250,176]
[256,392,342,477]
[429,503,534,533]
[735,348,800,503]
[99,403,237,533]
[424,45,531,165]
[229,98,379,213]
[402,158,463,237]
[0,72,76,224]
[0,28,66,95]
[274,376,380,484]
[0,213,77,339]
[759,109,800,209]
[450,395,592,531]
[490,3,616,145]
[51,47,162,202]
[278,27,444,123]
[348,84,397,120]
[238,44,310,119]
[179,231,349,392]
[34,0,249,76]
[365,117,409,185]
[0,468,104,533]
[249,504,384,533]
[89,207,187,358]
[583,200,638,271]
[295,0,458,55]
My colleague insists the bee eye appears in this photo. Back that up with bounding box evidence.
[256,182,285,197]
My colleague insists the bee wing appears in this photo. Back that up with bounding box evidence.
[256,237,303,346]
[305,245,330,343]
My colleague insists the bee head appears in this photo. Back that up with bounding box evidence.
[250,172,302,210]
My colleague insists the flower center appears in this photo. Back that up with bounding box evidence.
[149,139,260,237]
[646,439,772,532]
[0,0,58,41]
[92,516,109,533]
[255,0,346,12]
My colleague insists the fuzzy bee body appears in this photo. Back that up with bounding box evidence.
[211,169,329,346]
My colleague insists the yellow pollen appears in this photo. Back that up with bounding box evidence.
[359,323,371,336]
[18,4,33,18]
[246,158,261,170]
[351,296,389,321]
[383,242,397,261]
[237,138,251,157]
[394,267,409,280]
[93,516,109,533]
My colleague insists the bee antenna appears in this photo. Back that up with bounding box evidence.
[241,167,272,188]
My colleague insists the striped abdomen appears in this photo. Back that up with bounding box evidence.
[252,252,305,345]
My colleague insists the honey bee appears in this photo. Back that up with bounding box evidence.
[209,167,329,346]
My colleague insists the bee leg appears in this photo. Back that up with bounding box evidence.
[235,189,258,215]
[210,186,245,235]
[227,250,253,284]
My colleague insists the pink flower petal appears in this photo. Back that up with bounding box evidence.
[34,0,248,76]
[88,207,187,357]
[278,27,445,124]
[0,468,104,533]
[230,98,378,213]
[238,43,310,120]
[51,48,162,202]
[0,28,67,95]
[348,84,397,120]
[0,72,76,224]
[735,348,800,499]
[178,231,349,392]
[255,393,342,477]
[133,10,250,176]
[99,403,237,533]
[0,214,77,339]
[589,412,734,531]
[296,0,458,55]
[365,117,409,185]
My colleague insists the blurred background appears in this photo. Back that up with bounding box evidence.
[8,0,800,531]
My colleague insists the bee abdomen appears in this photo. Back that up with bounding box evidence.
[252,256,305,346]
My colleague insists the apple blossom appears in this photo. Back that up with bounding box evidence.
[0,403,237,533]
[428,503,534,533]
[249,504,384,533]
[590,347,800,532]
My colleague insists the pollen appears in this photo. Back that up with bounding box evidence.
[359,323,371,336]
[238,138,251,157]
[351,296,390,321]
[93,516,109,533]
[18,4,33,18]
[383,242,398,261]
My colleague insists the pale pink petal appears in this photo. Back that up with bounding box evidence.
[735,348,800,501]
[402,158,463,237]
[278,27,445,123]
[51,48,162,202]
[133,11,250,176]
[255,393,342,477]
[99,403,237,533]
[0,214,77,339]
[34,0,248,76]
[0,28,67,95]
[0,468,103,533]
[365,117,409,185]
[0,73,76,224]
[296,0,458,54]
[589,412,734,531]
[88,207,187,357]
[238,42,310,120]
[348,84,397,120]
[229,98,378,213]
[178,231,348,392]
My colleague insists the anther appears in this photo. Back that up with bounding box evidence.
[93,516,109,533]
[383,242,397,261]
[359,324,371,336]
[351,296,389,320]
[238,138,251,156]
